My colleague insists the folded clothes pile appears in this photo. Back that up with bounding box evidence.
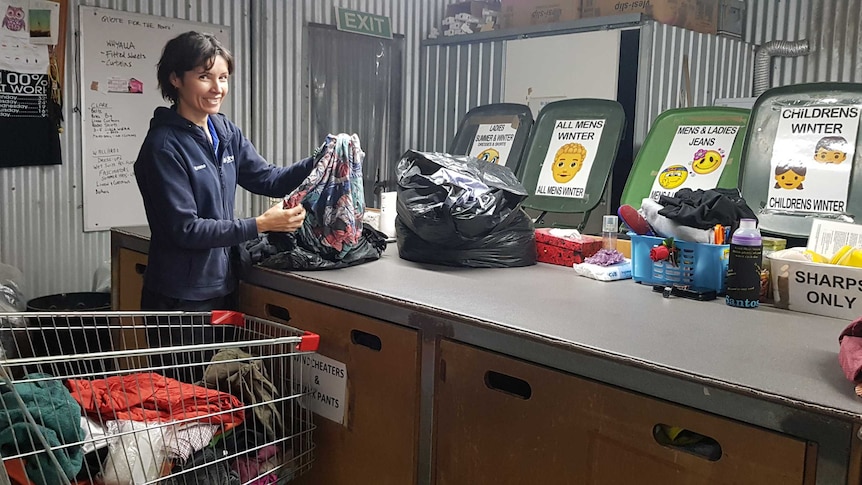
[618,188,757,243]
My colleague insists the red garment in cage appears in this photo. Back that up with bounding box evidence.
[66,372,245,426]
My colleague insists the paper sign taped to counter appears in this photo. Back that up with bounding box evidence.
[292,353,348,425]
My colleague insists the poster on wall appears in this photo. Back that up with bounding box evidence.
[467,122,518,167]
[534,119,605,199]
[765,105,860,214]
[79,6,229,231]
[0,0,63,168]
[648,125,741,201]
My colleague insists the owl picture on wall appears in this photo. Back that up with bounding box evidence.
[2,5,27,33]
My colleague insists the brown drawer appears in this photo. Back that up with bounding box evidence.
[116,248,147,311]
[434,339,813,485]
[238,283,421,485]
[112,249,149,369]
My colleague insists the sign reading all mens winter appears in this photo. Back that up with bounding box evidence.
[468,123,518,167]
[534,119,605,199]
[766,105,861,214]
[649,125,740,200]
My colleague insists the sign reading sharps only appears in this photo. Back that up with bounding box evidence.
[292,353,348,425]
[766,105,860,214]
[468,123,518,167]
[649,125,740,200]
[534,119,605,199]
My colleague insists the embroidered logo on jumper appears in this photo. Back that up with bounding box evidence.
[193,164,206,171]
[223,155,235,164]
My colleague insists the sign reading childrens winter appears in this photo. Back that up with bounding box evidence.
[534,119,605,199]
[766,105,860,214]
[649,125,740,200]
[468,123,518,167]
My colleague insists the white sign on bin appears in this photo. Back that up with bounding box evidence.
[292,353,348,425]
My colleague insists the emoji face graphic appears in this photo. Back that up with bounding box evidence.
[815,147,847,164]
[774,164,806,190]
[657,165,689,189]
[692,149,723,175]
[551,143,587,184]
[477,148,500,164]
[814,136,848,164]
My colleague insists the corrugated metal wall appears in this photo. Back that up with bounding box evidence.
[1,0,445,299]
[4,0,860,298]
[418,41,505,152]
[745,0,862,86]
[635,21,755,148]
[417,22,755,153]
[0,0,250,300]
[248,0,449,214]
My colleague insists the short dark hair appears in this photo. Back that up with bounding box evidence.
[815,136,848,153]
[157,31,234,104]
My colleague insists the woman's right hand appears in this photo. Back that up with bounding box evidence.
[256,202,307,233]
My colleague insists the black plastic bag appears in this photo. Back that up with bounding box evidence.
[395,150,535,268]
[240,224,387,271]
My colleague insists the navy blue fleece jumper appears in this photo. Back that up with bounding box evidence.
[134,107,313,300]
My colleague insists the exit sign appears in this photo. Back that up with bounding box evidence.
[335,8,392,39]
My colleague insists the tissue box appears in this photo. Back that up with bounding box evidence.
[535,228,602,266]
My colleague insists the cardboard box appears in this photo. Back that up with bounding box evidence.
[535,228,602,266]
[447,0,501,19]
[769,254,862,320]
[581,0,719,35]
[500,0,581,29]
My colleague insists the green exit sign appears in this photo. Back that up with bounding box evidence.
[335,8,392,39]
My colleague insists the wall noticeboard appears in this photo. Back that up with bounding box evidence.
[79,6,230,232]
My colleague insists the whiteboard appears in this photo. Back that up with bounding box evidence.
[503,31,620,117]
[79,6,230,232]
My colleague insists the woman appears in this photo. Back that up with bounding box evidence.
[134,31,313,312]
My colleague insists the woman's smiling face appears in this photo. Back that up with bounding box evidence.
[172,54,230,126]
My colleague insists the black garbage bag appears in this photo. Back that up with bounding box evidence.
[395,150,536,268]
[240,224,387,271]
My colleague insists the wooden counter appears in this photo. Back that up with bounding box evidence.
[112,226,862,484]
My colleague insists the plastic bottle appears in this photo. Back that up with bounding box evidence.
[602,215,618,250]
[725,219,762,308]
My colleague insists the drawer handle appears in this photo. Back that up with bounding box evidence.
[135,263,146,275]
[351,330,382,351]
[265,304,291,323]
[484,371,531,400]
[653,423,722,461]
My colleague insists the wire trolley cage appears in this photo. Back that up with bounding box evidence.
[0,310,319,485]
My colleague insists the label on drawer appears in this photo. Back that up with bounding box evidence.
[292,353,348,425]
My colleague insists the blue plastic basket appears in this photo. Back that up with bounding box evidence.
[629,233,730,293]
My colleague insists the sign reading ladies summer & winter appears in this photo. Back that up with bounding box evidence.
[468,123,518,167]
